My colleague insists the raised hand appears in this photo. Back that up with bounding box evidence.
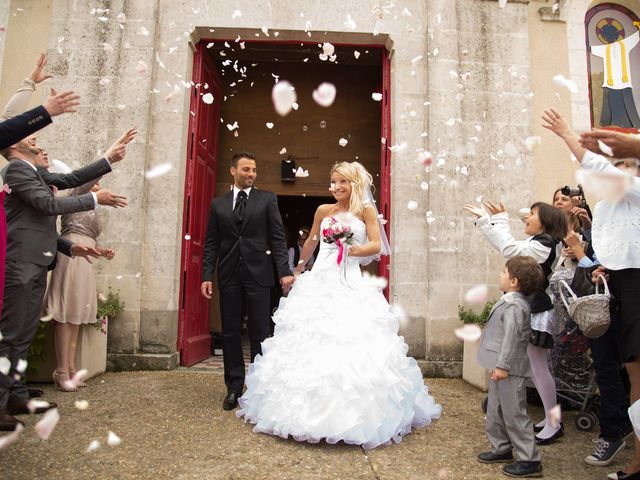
[95,188,128,208]
[570,206,591,229]
[541,108,572,138]
[483,201,505,215]
[563,230,581,248]
[43,88,80,117]
[71,243,101,263]
[579,129,640,158]
[28,52,53,84]
[105,127,137,163]
[463,204,487,218]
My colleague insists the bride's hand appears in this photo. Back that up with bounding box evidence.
[348,244,360,256]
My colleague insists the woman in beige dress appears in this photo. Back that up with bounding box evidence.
[45,179,115,391]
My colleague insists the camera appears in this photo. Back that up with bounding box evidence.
[561,184,584,198]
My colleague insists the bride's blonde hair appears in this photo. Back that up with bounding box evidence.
[330,161,374,218]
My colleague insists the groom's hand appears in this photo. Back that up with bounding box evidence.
[280,275,295,293]
[201,281,213,299]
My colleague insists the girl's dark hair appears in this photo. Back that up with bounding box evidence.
[530,201,568,241]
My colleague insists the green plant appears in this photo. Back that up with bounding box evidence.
[94,289,124,334]
[458,300,497,327]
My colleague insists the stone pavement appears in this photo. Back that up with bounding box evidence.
[1,372,630,480]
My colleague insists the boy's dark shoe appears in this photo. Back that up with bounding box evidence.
[477,451,515,464]
[502,461,543,478]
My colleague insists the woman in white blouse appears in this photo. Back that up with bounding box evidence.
[543,109,640,480]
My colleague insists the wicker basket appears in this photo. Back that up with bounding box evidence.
[559,275,610,339]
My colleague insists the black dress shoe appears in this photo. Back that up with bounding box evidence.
[535,427,564,445]
[28,388,44,398]
[7,396,57,415]
[607,471,640,480]
[222,392,240,410]
[0,410,24,432]
[503,461,543,478]
[477,450,515,464]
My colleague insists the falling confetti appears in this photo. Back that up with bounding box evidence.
[338,138,348,147]
[136,26,149,36]
[354,51,361,59]
[145,163,172,179]
[202,93,214,104]
[27,400,50,413]
[464,284,489,304]
[295,167,309,178]
[279,147,287,155]
[524,136,541,152]
[552,74,578,93]
[312,82,337,107]
[231,10,242,19]
[135,60,148,75]
[75,400,90,410]
[265,250,271,255]
[107,431,122,446]
[0,424,23,451]
[265,122,274,129]
[86,440,101,452]
[597,140,614,156]
[43,251,53,257]
[66,369,89,390]
[371,93,383,102]
[407,200,418,210]
[499,0,508,9]
[0,357,9,375]
[454,324,482,342]
[15,359,27,373]
[419,151,433,168]
[420,181,429,191]
[98,78,110,86]
[35,408,60,440]
[271,81,297,116]
[343,14,356,30]
[184,234,191,240]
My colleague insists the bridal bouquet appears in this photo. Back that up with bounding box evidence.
[321,216,354,266]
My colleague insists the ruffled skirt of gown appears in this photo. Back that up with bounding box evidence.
[236,252,442,449]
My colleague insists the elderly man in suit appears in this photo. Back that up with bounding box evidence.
[0,138,129,430]
[201,151,294,410]
[476,256,545,479]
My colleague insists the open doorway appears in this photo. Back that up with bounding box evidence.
[179,37,390,367]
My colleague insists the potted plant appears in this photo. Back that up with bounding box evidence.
[459,300,495,391]
[76,289,124,378]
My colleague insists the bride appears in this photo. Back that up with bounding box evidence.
[236,161,442,448]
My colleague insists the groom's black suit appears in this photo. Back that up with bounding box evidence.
[202,187,289,394]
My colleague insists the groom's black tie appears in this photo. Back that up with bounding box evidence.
[234,190,247,226]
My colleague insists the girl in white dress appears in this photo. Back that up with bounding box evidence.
[236,161,441,449]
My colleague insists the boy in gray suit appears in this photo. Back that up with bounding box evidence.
[477,256,546,478]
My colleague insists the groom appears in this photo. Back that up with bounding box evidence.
[201,151,294,410]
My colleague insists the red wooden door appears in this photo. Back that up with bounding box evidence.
[178,43,222,366]
[379,48,392,297]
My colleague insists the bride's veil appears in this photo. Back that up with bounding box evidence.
[359,185,391,266]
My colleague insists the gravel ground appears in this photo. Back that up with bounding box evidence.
[0,372,630,480]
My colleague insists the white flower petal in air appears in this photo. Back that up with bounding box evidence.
[107,431,122,446]
[261,26,269,36]
[410,55,423,64]
[271,81,297,116]
[454,324,482,342]
[202,93,214,104]
[15,359,27,373]
[420,181,429,191]
[136,26,149,36]
[312,83,336,107]
[371,92,382,102]
[116,12,126,23]
[135,60,148,75]
[0,423,23,451]
[524,136,541,152]
[43,251,53,257]
[265,250,271,255]
[226,121,239,131]
[27,400,50,413]
[597,140,614,157]
[552,74,578,93]
[74,400,89,410]
[67,369,89,389]
[0,357,9,375]
[549,404,562,429]
[279,147,287,155]
[499,0,508,9]
[265,122,274,129]
[464,284,489,304]
[354,51,360,59]
[294,167,309,178]
[407,200,418,210]
[98,78,110,86]
[145,163,172,179]
[231,10,242,19]
[389,142,407,153]
[343,15,356,30]
[51,159,72,174]
[419,151,433,168]
[338,138,348,147]
[322,42,335,57]
[184,234,191,241]
[87,440,101,452]
[35,408,60,440]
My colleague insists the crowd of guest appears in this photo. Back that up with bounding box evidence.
[0,53,134,431]
[466,109,640,479]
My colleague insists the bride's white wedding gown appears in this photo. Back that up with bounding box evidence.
[236,217,442,448]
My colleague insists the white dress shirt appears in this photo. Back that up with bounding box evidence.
[581,150,640,270]
[232,185,252,209]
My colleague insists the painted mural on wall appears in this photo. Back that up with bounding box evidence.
[586,3,640,130]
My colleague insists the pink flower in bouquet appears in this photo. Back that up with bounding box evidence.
[322,216,354,265]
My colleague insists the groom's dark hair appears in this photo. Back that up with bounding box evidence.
[231,151,256,168]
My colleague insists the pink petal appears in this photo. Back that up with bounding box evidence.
[67,369,89,389]
[312,83,336,107]
[464,284,489,304]
[34,408,60,440]
[0,423,24,451]
[271,81,296,116]
[454,324,482,342]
